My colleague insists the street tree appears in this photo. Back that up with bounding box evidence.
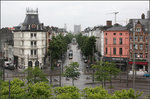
[63,62,80,86]
[0,78,27,99]
[49,34,68,67]
[82,86,117,99]
[92,61,120,88]
[54,86,81,99]
[24,67,48,84]
[28,82,52,99]
[64,33,74,44]
[113,88,143,99]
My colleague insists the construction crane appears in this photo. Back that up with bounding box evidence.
[106,12,119,24]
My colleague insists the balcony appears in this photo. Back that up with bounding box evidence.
[30,55,38,59]
[31,45,37,48]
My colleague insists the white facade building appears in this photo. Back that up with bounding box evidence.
[13,9,46,69]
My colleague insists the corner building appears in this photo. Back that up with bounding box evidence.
[104,23,129,71]
[13,9,47,69]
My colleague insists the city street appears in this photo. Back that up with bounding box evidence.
[3,43,150,97]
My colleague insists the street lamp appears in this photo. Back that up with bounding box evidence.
[58,59,62,87]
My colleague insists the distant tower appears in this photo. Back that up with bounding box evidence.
[74,25,81,34]
[64,24,67,31]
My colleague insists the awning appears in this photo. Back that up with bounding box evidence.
[128,61,148,65]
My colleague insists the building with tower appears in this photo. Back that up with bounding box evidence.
[13,8,47,69]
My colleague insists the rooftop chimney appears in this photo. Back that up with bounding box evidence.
[106,20,112,27]
[141,13,145,19]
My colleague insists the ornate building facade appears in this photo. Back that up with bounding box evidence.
[13,8,47,69]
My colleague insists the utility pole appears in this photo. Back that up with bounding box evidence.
[132,22,136,89]
[9,80,11,99]
[49,51,52,84]
[3,51,5,81]
[92,47,95,83]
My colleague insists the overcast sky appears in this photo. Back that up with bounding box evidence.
[1,1,149,31]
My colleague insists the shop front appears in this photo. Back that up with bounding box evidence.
[128,61,148,71]
[103,57,129,71]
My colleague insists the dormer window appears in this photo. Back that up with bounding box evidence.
[31,15,34,19]
[136,28,141,32]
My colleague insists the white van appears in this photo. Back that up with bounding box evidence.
[4,61,11,68]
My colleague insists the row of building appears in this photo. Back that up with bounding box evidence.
[82,11,150,72]
[0,8,67,69]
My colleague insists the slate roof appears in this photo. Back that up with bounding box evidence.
[126,19,149,31]
[107,23,127,31]
[14,10,46,32]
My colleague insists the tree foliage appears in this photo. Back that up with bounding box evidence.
[49,34,67,60]
[28,82,52,98]
[63,62,80,86]
[54,86,81,99]
[25,67,48,84]
[0,78,27,99]
[82,86,117,99]
[114,88,143,99]
[92,61,120,87]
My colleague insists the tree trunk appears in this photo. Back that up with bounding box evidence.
[72,78,74,86]
[110,75,112,88]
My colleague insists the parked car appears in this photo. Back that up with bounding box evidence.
[8,64,15,70]
[4,61,15,70]
[143,73,150,77]
[4,61,11,68]
[84,58,88,63]
[128,70,147,76]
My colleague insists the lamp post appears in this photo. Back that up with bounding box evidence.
[58,60,62,87]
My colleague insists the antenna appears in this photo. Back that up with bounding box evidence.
[106,12,119,24]
[114,12,119,24]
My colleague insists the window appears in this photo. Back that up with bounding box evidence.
[31,33,33,38]
[31,33,36,38]
[120,33,122,35]
[114,33,116,35]
[139,44,143,50]
[146,54,148,58]
[105,33,107,35]
[31,50,37,56]
[135,36,138,41]
[31,15,34,19]
[135,44,138,50]
[119,38,123,45]
[106,48,107,54]
[113,48,116,55]
[105,38,107,44]
[140,53,143,58]
[119,48,122,55]
[135,53,138,58]
[31,41,37,47]
[136,28,141,32]
[34,33,36,37]
[140,36,143,42]
[113,38,116,44]
[146,44,148,50]
[130,37,132,41]
[31,50,33,55]
[130,44,132,49]
[146,37,148,42]
[34,50,37,55]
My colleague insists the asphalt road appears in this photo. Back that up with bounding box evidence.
[3,43,150,97]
